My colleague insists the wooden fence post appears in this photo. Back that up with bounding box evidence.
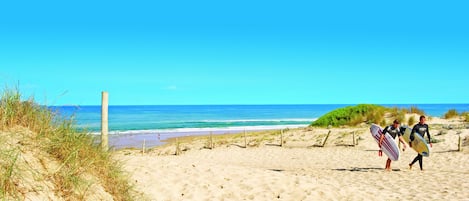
[244,130,247,148]
[280,129,284,147]
[101,91,109,151]
[321,130,331,147]
[210,132,213,149]
[142,139,146,155]
[458,134,462,152]
[175,138,180,155]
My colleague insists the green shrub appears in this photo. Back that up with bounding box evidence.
[311,104,386,127]
[443,109,459,119]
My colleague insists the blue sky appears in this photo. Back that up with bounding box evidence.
[1,0,468,105]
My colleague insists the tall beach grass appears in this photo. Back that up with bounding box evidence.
[0,88,134,200]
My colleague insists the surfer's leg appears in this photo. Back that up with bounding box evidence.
[410,154,419,165]
[409,154,420,169]
[385,159,391,171]
[418,155,423,170]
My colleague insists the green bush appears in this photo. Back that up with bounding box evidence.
[443,109,459,119]
[311,104,386,127]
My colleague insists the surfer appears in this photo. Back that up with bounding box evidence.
[409,115,432,171]
[379,119,407,171]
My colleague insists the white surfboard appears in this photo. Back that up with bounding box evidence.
[370,124,400,161]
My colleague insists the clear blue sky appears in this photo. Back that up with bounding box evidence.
[1,0,468,105]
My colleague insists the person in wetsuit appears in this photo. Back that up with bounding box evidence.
[379,119,407,171]
[409,115,432,170]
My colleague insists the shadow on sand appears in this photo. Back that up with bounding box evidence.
[332,167,401,172]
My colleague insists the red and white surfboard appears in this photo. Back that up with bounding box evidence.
[370,124,400,161]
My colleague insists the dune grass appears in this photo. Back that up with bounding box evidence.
[444,109,459,119]
[0,88,134,200]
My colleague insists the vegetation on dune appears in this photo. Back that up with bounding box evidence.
[0,88,135,200]
[408,115,416,126]
[310,104,387,127]
[443,109,459,119]
[310,104,425,127]
[409,106,425,115]
[463,112,469,122]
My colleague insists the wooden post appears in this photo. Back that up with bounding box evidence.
[142,139,146,155]
[321,130,331,147]
[458,134,462,152]
[101,91,109,151]
[210,132,213,149]
[175,138,180,155]
[244,130,247,148]
[352,131,355,147]
[280,129,284,147]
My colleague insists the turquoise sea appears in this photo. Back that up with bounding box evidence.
[52,104,469,148]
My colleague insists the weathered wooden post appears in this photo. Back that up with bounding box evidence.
[210,131,213,149]
[352,131,356,147]
[244,129,247,148]
[101,91,109,151]
[458,134,462,152]
[175,138,181,155]
[280,129,284,147]
[321,130,331,147]
[142,139,146,155]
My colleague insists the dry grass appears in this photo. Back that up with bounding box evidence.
[0,87,136,200]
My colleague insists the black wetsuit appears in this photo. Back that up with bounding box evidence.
[382,125,403,139]
[409,123,431,170]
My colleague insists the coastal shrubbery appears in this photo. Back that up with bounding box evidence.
[310,104,425,127]
[463,112,469,122]
[310,104,387,127]
[444,109,459,119]
[409,106,425,115]
[408,116,416,126]
[0,88,134,200]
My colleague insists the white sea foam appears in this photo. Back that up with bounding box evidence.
[194,118,316,123]
[90,124,309,135]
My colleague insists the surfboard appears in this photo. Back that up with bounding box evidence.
[401,126,430,157]
[370,124,400,161]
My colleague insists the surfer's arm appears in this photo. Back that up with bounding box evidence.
[378,133,385,148]
[398,136,407,150]
[426,124,432,147]
[426,124,431,141]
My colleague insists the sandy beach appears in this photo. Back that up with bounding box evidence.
[116,117,469,201]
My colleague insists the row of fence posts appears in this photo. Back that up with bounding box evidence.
[99,92,464,153]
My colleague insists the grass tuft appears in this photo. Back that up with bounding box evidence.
[443,109,459,119]
[0,87,134,200]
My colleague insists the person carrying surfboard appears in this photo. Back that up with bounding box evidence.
[409,115,432,171]
[379,119,407,171]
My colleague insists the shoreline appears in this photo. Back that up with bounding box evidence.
[105,124,309,149]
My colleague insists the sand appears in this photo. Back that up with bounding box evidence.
[116,117,469,201]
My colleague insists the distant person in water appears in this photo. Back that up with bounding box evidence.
[409,115,432,171]
[379,119,407,171]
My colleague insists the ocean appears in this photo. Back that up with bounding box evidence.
[51,104,469,148]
